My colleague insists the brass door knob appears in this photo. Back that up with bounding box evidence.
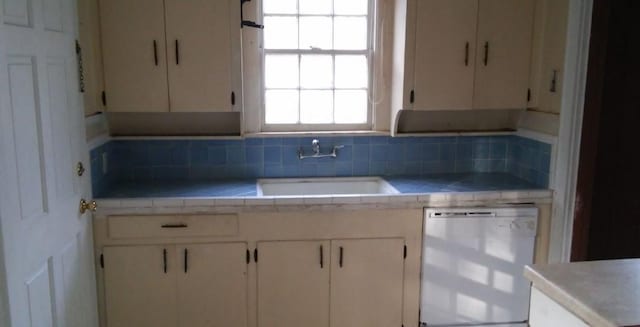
[79,199,97,214]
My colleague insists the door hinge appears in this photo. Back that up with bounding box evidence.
[410,90,415,104]
[246,249,250,264]
[100,254,104,268]
[240,0,264,29]
[101,91,107,106]
[403,245,407,259]
[231,91,236,106]
[253,248,258,262]
[527,88,531,102]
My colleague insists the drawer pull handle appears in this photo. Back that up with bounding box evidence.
[320,245,324,268]
[339,246,344,268]
[161,223,188,229]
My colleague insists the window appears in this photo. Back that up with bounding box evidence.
[262,0,373,130]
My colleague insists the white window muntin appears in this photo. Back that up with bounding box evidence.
[261,0,375,131]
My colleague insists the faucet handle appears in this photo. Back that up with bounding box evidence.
[333,145,345,149]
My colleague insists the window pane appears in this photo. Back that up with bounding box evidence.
[335,55,368,88]
[264,16,298,49]
[265,55,299,88]
[300,55,333,89]
[334,17,367,50]
[300,90,333,124]
[265,90,299,124]
[263,0,297,14]
[299,0,331,15]
[334,0,368,15]
[299,16,332,50]
[335,90,367,124]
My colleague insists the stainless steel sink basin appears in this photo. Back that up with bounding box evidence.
[257,177,400,196]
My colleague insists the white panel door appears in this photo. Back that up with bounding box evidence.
[0,0,99,325]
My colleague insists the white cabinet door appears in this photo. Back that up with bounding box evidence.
[165,0,238,112]
[103,245,177,327]
[99,0,169,112]
[413,0,478,110]
[176,243,248,327]
[257,241,331,327]
[0,0,99,324]
[473,0,535,109]
[330,239,405,327]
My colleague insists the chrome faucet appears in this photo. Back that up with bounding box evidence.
[312,139,320,155]
[298,139,344,160]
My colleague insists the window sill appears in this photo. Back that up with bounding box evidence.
[244,130,389,138]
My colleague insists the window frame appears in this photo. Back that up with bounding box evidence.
[260,0,376,132]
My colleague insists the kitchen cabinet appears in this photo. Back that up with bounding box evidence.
[257,238,405,327]
[473,0,536,109]
[394,0,535,112]
[93,210,422,327]
[103,243,248,327]
[413,0,478,110]
[103,245,177,327]
[176,243,248,327]
[528,0,570,114]
[99,0,169,112]
[330,239,404,327]
[257,241,331,327]
[99,0,241,113]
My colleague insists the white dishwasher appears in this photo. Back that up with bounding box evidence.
[420,207,538,327]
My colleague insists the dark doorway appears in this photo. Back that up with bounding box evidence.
[571,0,640,261]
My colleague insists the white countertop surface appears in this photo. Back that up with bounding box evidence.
[525,259,640,327]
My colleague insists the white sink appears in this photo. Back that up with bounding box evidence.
[257,177,400,196]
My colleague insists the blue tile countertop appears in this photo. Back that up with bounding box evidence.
[96,173,542,199]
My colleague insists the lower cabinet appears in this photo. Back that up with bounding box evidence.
[103,243,248,327]
[257,238,405,327]
[258,240,331,327]
[329,239,404,327]
[103,245,178,327]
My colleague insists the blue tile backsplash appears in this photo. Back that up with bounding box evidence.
[91,135,552,196]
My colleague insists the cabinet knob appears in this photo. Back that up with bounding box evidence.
[79,199,97,214]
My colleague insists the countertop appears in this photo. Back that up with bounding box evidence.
[525,259,640,327]
[96,172,542,198]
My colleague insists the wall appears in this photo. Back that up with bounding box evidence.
[91,135,551,196]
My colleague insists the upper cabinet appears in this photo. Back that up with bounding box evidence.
[528,0,570,114]
[393,0,535,112]
[473,0,535,109]
[99,0,241,113]
[413,0,478,110]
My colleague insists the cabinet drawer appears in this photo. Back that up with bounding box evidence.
[107,214,239,239]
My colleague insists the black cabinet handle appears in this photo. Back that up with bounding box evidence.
[184,248,188,273]
[153,40,158,66]
[339,246,343,268]
[550,69,558,93]
[163,248,167,273]
[161,223,187,228]
[175,40,180,65]
[483,42,489,66]
[464,42,469,66]
[320,245,324,268]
